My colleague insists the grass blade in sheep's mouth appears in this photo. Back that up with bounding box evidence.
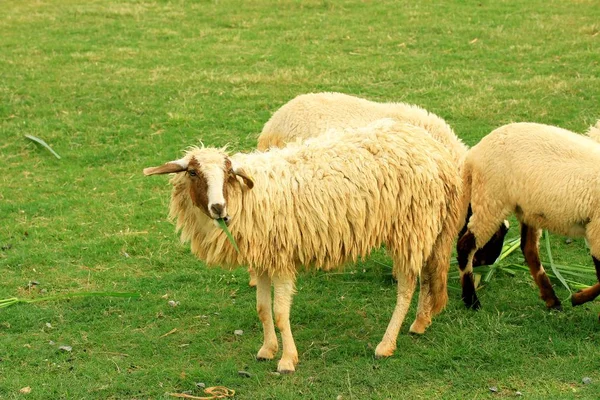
[217,218,240,253]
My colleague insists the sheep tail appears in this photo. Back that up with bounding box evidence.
[586,120,600,143]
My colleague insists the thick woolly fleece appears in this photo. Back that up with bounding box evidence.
[168,120,463,312]
[257,92,469,169]
[464,121,600,249]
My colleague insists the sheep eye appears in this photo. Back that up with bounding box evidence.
[188,170,197,177]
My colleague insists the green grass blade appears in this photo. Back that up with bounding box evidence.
[216,218,240,253]
[0,292,140,309]
[544,230,571,295]
[24,134,62,159]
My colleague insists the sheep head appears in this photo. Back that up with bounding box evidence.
[144,147,254,225]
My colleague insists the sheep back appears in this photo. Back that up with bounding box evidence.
[257,92,468,169]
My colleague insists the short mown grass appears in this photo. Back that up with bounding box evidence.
[1,0,599,399]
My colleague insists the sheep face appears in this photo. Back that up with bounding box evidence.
[144,147,254,225]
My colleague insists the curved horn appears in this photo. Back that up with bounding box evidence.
[143,158,189,176]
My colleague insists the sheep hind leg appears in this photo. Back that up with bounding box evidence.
[409,271,433,335]
[272,275,298,373]
[248,266,258,287]
[520,223,561,310]
[410,248,449,334]
[256,272,278,360]
[375,268,417,358]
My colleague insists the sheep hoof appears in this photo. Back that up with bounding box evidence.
[277,359,296,374]
[547,302,563,311]
[374,342,396,358]
[256,347,277,360]
[248,279,257,287]
[464,297,481,310]
[571,292,584,307]
[408,319,429,335]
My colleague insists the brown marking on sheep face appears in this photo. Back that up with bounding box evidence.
[459,205,509,267]
[187,158,211,217]
[473,221,509,266]
[571,256,600,307]
[457,230,476,272]
[520,223,562,310]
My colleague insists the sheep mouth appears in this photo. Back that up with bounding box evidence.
[213,215,231,227]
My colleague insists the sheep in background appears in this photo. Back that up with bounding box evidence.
[457,121,600,314]
[258,92,469,167]
[144,120,463,372]
[255,92,509,288]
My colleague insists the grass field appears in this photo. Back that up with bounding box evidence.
[1,0,600,398]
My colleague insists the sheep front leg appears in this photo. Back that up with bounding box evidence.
[256,272,278,360]
[375,269,417,358]
[273,275,298,373]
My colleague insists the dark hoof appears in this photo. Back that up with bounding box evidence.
[548,303,563,311]
[278,369,295,374]
[571,291,584,307]
[469,298,481,310]
[256,357,272,362]
[462,295,481,310]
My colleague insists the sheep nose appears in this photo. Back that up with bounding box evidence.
[210,203,225,217]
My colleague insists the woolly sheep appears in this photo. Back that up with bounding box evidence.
[257,92,509,278]
[457,120,600,314]
[144,119,463,373]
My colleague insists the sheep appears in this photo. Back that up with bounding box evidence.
[256,92,509,284]
[144,119,464,373]
[457,120,600,314]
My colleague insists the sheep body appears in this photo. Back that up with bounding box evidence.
[150,119,463,372]
[174,121,460,277]
[457,121,600,312]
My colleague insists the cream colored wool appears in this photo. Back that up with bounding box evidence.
[585,120,600,143]
[158,120,463,370]
[257,92,468,169]
[463,122,600,248]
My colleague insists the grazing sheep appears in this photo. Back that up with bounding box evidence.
[457,121,600,314]
[144,120,463,372]
[256,92,509,283]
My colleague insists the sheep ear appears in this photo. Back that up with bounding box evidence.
[234,168,254,189]
[143,159,188,176]
[230,160,254,189]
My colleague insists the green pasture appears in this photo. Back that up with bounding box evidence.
[1,0,599,398]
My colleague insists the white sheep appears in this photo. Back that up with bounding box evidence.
[255,92,509,285]
[457,120,600,314]
[258,92,469,168]
[144,120,463,373]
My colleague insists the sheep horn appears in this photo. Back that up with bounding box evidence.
[143,158,189,176]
